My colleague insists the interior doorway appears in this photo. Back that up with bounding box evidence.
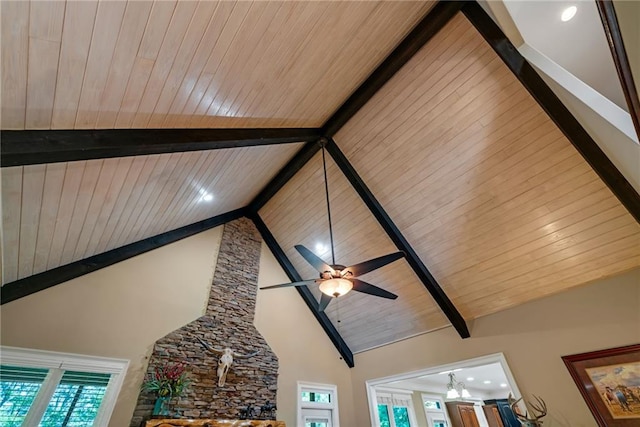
[365,353,525,427]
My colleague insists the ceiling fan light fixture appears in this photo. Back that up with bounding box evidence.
[319,278,353,298]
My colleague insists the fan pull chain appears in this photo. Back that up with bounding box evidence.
[321,143,336,265]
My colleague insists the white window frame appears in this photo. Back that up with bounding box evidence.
[421,393,451,427]
[374,387,419,427]
[297,381,339,427]
[0,346,129,427]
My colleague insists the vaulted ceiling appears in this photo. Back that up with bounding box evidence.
[2,1,639,364]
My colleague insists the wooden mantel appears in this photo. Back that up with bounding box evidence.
[145,420,286,427]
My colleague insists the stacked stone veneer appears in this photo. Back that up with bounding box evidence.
[129,218,278,426]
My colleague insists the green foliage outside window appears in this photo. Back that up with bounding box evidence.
[39,384,107,426]
[377,403,412,427]
[0,366,110,426]
[0,381,107,427]
[424,399,441,409]
[1,366,48,426]
[0,380,43,426]
[392,406,411,427]
[301,391,331,403]
[378,404,391,427]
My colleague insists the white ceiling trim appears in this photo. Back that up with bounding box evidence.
[520,42,638,144]
[352,324,452,355]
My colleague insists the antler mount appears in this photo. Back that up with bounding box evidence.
[508,394,547,426]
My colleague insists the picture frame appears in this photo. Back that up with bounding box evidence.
[562,344,640,426]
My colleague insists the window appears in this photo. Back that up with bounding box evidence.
[301,391,332,403]
[421,394,449,427]
[0,366,47,425]
[377,403,411,427]
[304,413,331,427]
[423,398,441,410]
[377,403,391,427]
[0,347,128,427]
[376,391,418,427]
[298,382,339,427]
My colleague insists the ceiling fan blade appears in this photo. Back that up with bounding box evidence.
[351,278,398,300]
[318,293,333,312]
[260,279,317,290]
[295,245,335,274]
[342,252,404,277]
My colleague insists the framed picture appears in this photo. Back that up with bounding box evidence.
[562,344,640,426]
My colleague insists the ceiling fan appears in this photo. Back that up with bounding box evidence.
[260,141,405,312]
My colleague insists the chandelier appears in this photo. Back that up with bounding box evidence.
[446,372,471,399]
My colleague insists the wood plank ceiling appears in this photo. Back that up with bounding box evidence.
[2,1,639,354]
[260,12,640,352]
[1,0,434,129]
[1,143,302,283]
[333,13,640,321]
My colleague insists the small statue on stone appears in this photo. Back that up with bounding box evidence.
[239,405,256,420]
[197,337,260,386]
[259,401,277,420]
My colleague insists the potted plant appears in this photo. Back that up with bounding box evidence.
[141,362,190,417]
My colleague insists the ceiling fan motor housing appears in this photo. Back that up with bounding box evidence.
[319,265,352,280]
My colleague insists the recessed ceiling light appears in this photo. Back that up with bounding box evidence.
[197,189,214,203]
[561,6,577,22]
[466,377,474,381]
[315,243,326,253]
[500,383,508,388]
[483,380,492,384]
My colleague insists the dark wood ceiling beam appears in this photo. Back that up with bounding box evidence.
[1,208,247,305]
[596,0,640,140]
[249,140,322,212]
[325,138,470,339]
[322,1,464,137]
[1,128,321,167]
[462,1,640,223]
[248,211,355,367]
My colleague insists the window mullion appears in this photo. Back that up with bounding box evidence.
[22,368,64,427]
[388,405,396,427]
